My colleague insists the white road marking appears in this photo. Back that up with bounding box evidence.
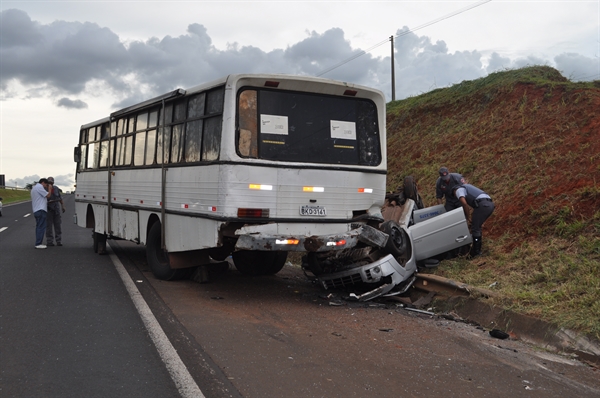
[24,213,31,217]
[0,227,7,233]
[107,243,205,398]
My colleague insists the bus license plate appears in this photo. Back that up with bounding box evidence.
[300,205,327,216]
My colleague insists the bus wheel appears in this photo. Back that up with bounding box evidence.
[92,232,107,254]
[232,251,288,276]
[146,222,188,281]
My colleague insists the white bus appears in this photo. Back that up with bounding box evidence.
[74,74,470,297]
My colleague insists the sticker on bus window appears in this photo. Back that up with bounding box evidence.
[330,120,356,140]
[260,114,288,135]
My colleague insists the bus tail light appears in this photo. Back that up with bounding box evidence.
[276,239,299,245]
[237,208,270,218]
[326,239,347,246]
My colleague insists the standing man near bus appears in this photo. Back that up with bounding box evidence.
[31,178,51,249]
[46,176,65,246]
[436,167,465,212]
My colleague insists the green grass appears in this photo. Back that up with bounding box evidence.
[435,235,600,338]
[0,188,31,204]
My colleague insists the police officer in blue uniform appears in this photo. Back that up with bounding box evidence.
[452,184,495,258]
[436,167,465,212]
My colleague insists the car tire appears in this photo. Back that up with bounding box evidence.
[404,176,424,209]
[380,220,409,258]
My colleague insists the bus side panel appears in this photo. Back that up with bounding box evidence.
[111,169,162,211]
[111,209,139,242]
[75,200,88,229]
[164,214,221,253]
[73,202,107,234]
[164,166,220,216]
[93,204,108,234]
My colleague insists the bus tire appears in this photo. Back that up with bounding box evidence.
[232,251,288,276]
[146,222,188,281]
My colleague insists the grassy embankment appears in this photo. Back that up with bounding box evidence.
[0,188,31,204]
[386,66,600,339]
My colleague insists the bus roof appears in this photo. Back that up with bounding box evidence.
[81,74,385,129]
[80,116,110,130]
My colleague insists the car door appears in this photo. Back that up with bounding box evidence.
[407,207,472,261]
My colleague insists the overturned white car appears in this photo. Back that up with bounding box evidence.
[301,179,472,301]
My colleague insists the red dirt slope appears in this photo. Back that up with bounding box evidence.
[385,66,600,250]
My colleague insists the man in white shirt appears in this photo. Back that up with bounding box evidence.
[31,178,51,249]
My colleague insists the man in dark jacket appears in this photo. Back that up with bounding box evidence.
[435,167,465,211]
[452,184,495,258]
[46,176,66,246]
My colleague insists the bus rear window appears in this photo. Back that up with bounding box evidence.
[237,89,381,166]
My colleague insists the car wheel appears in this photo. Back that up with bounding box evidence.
[404,176,424,209]
[380,220,410,260]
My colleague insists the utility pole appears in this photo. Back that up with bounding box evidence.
[390,36,395,101]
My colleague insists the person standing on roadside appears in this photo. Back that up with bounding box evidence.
[451,184,495,258]
[435,167,465,212]
[31,178,51,249]
[46,176,65,246]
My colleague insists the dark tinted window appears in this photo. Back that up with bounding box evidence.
[237,89,381,166]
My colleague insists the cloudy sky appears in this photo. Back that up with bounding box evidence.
[1,0,599,190]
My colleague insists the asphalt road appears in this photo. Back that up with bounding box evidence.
[2,195,599,397]
[0,197,184,397]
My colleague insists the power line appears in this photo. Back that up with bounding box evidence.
[316,0,492,77]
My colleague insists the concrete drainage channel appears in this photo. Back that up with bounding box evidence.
[392,274,600,368]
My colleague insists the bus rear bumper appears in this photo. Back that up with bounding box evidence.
[234,224,388,253]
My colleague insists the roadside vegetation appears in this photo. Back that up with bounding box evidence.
[386,66,600,339]
[0,188,31,204]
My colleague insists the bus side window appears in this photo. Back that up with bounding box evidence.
[99,140,109,168]
[202,117,221,161]
[87,127,96,143]
[185,120,202,162]
[100,123,109,140]
[188,94,205,118]
[146,129,157,165]
[171,124,184,163]
[207,88,224,114]
[238,90,258,157]
[88,142,97,169]
[134,131,146,166]
[79,145,87,171]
